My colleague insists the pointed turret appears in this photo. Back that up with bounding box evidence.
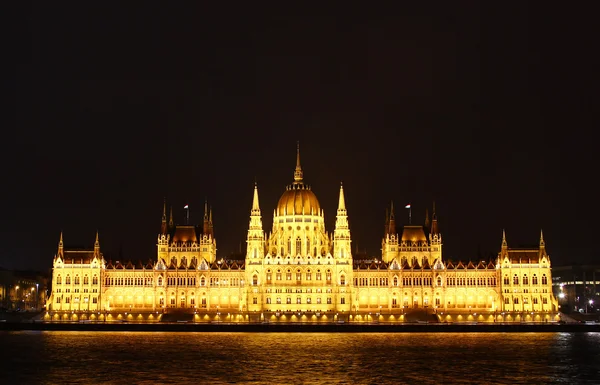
[430,201,439,235]
[57,231,64,259]
[208,206,214,237]
[384,208,389,236]
[161,198,168,234]
[334,182,351,260]
[424,208,430,229]
[293,141,303,184]
[94,230,100,258]
[251,182,261,215]
[203,198,209,234]
[539,229,545,249]
[246,182,265,261]
[501,229,507,249]
[168,206,174,229]
[337,182,346,213]
[388,201,396,235]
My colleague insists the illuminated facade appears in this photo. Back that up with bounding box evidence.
[46,147,559,323]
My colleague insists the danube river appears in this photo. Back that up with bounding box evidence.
[1,331,599,384]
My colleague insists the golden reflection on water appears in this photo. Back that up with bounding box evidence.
[2,332,600,384]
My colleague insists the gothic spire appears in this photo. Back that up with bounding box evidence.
[337,182,346,212]
[252,182,261,215]
[293,141,303,184]
[388,200,396,234]
[502,229,507,248]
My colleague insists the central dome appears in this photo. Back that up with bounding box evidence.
[276,142,321,216]
[276,184,320,216]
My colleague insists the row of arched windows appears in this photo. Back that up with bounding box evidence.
[56,275,98,285]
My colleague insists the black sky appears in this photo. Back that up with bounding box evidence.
[6,2,598,272]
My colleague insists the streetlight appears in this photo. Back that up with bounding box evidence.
[15,285,19,310]
[35,283,39,311]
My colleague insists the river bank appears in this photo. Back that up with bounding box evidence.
[1,320,599,333]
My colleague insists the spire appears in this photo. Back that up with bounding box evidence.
[57,231,64,259]
[539,229,545,248]
[337,182,346,211]
[209,206,213,224]
[94,230,100,257]
[502,229,507,248]
[203,198,210,234]
[161,197,168,234]
[424,208,430,229]
[293,141,303,184]
[430,201,439,234]
[203,198,209,221]
[252,182,261,215]
[388,201,396,234]
[384,208,389,236]
[169,206,174,228]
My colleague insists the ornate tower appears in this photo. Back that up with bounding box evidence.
[246,183,265,263]
[333,183,352,261]
[199,200,217,263]
[428,201,442,263]
[382,201,399,263]
[157,200,170,263]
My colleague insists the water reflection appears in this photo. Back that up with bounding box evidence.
[1,332,599,384]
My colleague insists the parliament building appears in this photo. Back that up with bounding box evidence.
[45,147,559,323]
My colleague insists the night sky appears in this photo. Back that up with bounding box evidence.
[6,3,597,272]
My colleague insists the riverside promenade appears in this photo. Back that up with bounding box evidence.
[1,320,599,333]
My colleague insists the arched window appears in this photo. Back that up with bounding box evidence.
[287,237,291,255]
[296,237,302,255]
[253,248,257,258]
[307,239,311,255]
[532,274,538,285]
[92,275,98,285]
[523,275,529,285]
[503,276,510,285]
[181,257,187,267]
[266,270,272,283]
[191,256,198,266]
[340,275,346,285]
[401,256,407,265]
[411,256,418,266]
[437,277,442,286]
[253,274,258,285]
[276,270,282,281]
[326,270,332,283]
[65,275,71,284]
[306,270,312,280]
[316,270,321,280]
[83,276,89,285]
[296,269,302,281]
[200,276,205,286]
[171,257,176,266]
[57,275,62,284]
[542,274,548,285]
[513,275,519,285]
[74,275,80,285]
[286,269,292,281]
[157,276,163,286]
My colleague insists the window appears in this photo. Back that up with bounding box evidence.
[306,270,311,280]
[513,275,519,285]
[83,276,89,285]
[296,237,302,255]
[92,275,98,285]
[513,298,519,304]
[296,271,302,282]
[327,298,332,304]
[200,277,205,286]
[393,277,398,286]
[253,275,258,285]
[158,277,163,286]
[276,297,281,304]
[286,270,292,281]
[437,277,442,286]
[543,297,548,304]
[92,297,97,304]
[504,298,510,304]
[253,297,258,304]
[340,275,346,285]
[542,275,548,285]
[297,297,302,304]
[316,270,321,280]
[523,275,529,285]
[532,275,538,285]
[65,276,71,285]
[266,298,271,304]
[267,272,272,283]
[57,275,62,284]
[503,276,509,285]
[326,270,332,283]
[340,297,346,304]
[276,271,282,281]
